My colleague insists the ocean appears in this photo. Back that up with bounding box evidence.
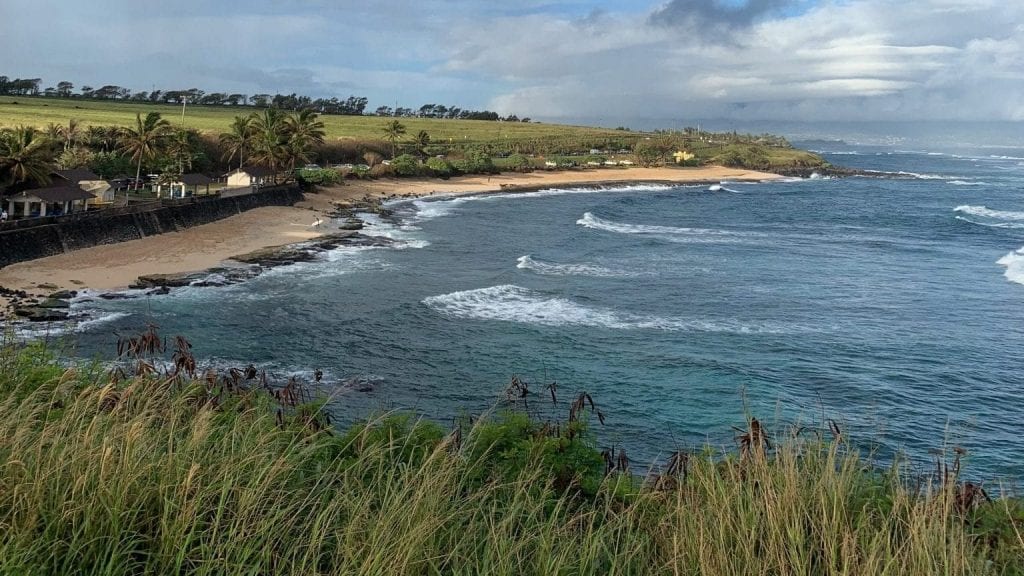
[62,129,1024,483]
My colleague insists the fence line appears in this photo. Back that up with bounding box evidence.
[0,185,295,232]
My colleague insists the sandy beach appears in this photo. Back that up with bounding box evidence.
[0,166,780,313]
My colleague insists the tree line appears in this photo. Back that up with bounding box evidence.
[0,108,327,195]
[0,75,529,122]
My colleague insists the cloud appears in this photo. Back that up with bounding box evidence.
[1,0,1023,123]
[650,0,798,32]
[469,0,1024,122]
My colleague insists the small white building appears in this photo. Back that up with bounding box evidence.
[52,168,112,207]
[5,186,93,219]
[155,173,214,198]
[225,166,275,188]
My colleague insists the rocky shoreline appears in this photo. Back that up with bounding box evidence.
[3,198,399,324]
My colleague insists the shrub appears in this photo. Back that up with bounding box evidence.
[369,163,393,178]
[506,153,533,173]
[295,167,342,186]
[390,154,421,177]
[425,156,453,178]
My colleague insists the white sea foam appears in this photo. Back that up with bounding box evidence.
[997,247,1024,286]
[423,285,791,334]
[954,205,1024,220]
[576,212,745,243]
[75,312,132,332]
[896,171,953,180]
[947,180,988,186]
[516,255,637,278]
[411,199,459,220]
[409,184,679,221]
[954,216,1024,229]
[358,212,431,248]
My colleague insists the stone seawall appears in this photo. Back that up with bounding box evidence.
[0,187,304,269]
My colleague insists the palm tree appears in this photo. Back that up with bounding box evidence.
[56,119,83,152]
[382,120,406,159]
[412,130,431,157]
[119,112,171,192]
[249,109,289,183]
[166,128,199,175]
[283,109,326,172]
[219,115,254,171]
[0,127,57,191]
[87,125,119,153]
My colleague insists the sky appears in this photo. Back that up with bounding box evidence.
[1,0,1022,126]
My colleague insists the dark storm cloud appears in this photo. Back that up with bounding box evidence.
[649,0,796,31]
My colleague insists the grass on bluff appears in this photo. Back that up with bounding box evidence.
[0,96,629,144]
[0,326,1021,575]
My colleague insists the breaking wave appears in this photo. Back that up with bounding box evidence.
[516,255,636,278]
[423,285,791,334]
[410,184,678,221]
[954,205,1024,221]
[576,212,746,243]
[997,247,1024,286]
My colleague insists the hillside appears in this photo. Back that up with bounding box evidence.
[0,96,628,144]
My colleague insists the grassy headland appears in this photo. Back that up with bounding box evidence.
[0,96,826,173]
[0,328,1020,575]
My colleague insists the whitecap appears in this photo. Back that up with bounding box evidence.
[423,285,792,334]
[947,180,988,186]
[954,216,1024,229]
[409,184,681,221]
[75,312,133,332]
[896,171,954,180]
[516,255,637,278]
[997,247,1024,286]
[576,212,746,243]
[954,205,1024,221]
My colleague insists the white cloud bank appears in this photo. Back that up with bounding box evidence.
[1,0,1022,123]
[463,1,1024,122]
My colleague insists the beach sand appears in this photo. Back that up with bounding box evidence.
[0,166,780,313]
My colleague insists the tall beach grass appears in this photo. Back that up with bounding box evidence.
[0,330,1021,575]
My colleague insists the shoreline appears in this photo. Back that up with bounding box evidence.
[0,166,781,318]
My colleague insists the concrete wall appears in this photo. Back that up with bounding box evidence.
[0,186,304,269]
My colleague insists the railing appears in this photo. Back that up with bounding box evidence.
[0,199,165,232]
[0,185,298,232]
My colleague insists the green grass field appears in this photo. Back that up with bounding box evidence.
[0,96,631,144]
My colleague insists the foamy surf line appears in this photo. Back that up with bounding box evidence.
[954,205,1024,221]
[516,255,639,278]
[954,217,1024,229]
[406,184,682,220]
[998,247,1024,287]
[423,285,796,334]
[576,212,749,243]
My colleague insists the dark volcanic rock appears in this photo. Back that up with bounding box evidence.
[98,292,138,300]
[37,298,71,309]
[14,306,69,321]
[230,245,318,266]
[49,289,78,299]
[338,219,364,231]
[230,233,393,267]
[340,376,382,393]
[131,272,201,289]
